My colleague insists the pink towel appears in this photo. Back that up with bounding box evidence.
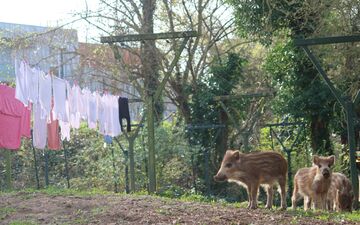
[0,85,31,149]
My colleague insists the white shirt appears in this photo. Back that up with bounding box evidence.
[33,102,47,149]
[39,73,52,120]
[79,88,89,120]
[59,100,71,141]
[28,67,40,104]
[87,91,98,129]
[53,76,68,122]
[15,60,29,106]
[98,93,106,134]
[109,95,121,137]
[68,84,81,128]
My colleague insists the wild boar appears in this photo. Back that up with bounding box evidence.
[327,172,354,212]
[291,155,335,210]
[214,150,288,210]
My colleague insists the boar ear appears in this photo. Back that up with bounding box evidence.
[233,151,241,161]
[328,155,335,166]
[313,155,319,165]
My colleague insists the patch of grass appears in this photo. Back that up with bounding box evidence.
[1,186,115,198]
[0,207,16,220]
[91,206,106,216]
[180,193,214,203]
[40,186,113,196]
[8,220,38,225]
[286,208,360,223]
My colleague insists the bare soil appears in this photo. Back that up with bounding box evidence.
[0,192,356,225]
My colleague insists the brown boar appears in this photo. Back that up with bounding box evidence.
[327,172,354,212]
[214,150,288,210]
[291,155,335,210]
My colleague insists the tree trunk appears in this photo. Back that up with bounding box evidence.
[215,109,228,164]
[310,115,333,155]
[128,136,136,192]
[142,0,163,121]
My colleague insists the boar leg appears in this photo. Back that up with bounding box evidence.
[291,180,299,210]
[304,196,311,211]
[246,185,252,208]
[313,195,325,210]
[279,177,287,210]
[249,182,260,209]
[320,193,327,210]
[265,185,274,209]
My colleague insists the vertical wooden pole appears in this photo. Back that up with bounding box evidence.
[63,142,70,189]
[4,150,12,190]
[128,139,135,192]
[124,150,130,194]
[346,101,359,209]
[44,150,49,187]
[32,146,40,189]
[286,150,292,202]
[147,95,156,193]
[204,148,210,196]
[110,143,118,193]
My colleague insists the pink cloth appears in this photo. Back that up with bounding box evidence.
[0,85,31,150]
[47,98,61,150]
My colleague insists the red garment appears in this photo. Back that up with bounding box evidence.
[47,98,61,150]
[0,85,31,149]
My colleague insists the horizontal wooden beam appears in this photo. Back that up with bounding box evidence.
[294,35,360,46]
[213,92,274,101]
[101,31,198,43]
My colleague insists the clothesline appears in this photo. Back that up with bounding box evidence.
[0,59,132,151]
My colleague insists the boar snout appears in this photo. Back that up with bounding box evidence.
[214,174,227,182]
[322,169,330,178]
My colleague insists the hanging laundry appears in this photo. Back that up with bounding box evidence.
[32,102,47,149]
[0,85,31,150]
[87,91,98,129]
[39,72,52,120]
[59,120,70,141]
[28,67,40,103]
[59,100,70,141]
[110,95,121,137]
[53,76,68,122]
[98,93,107,135]
[15,60,30,106]
[47,98,61,150]
[118,97,131,132]
[68,84,81,129]
[80,88,89,120]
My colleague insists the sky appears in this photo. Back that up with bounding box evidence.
[0,0,99,42]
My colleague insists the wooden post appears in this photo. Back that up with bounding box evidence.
[110,143,119,193]
[32,146,40,189]
[128,139,135,192]
[44,150,49,187]
[346,101,359,209]
[4,150,12,190]
[63,142,70,189]
[147,95,156,193]
[101,31,197,194]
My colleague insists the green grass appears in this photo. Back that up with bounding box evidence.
[0,186,114,197]
[0,207,16,220]
[286,208,360,223]
[8,220,38,225]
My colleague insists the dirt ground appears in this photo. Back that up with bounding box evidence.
[0,192,357,225]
